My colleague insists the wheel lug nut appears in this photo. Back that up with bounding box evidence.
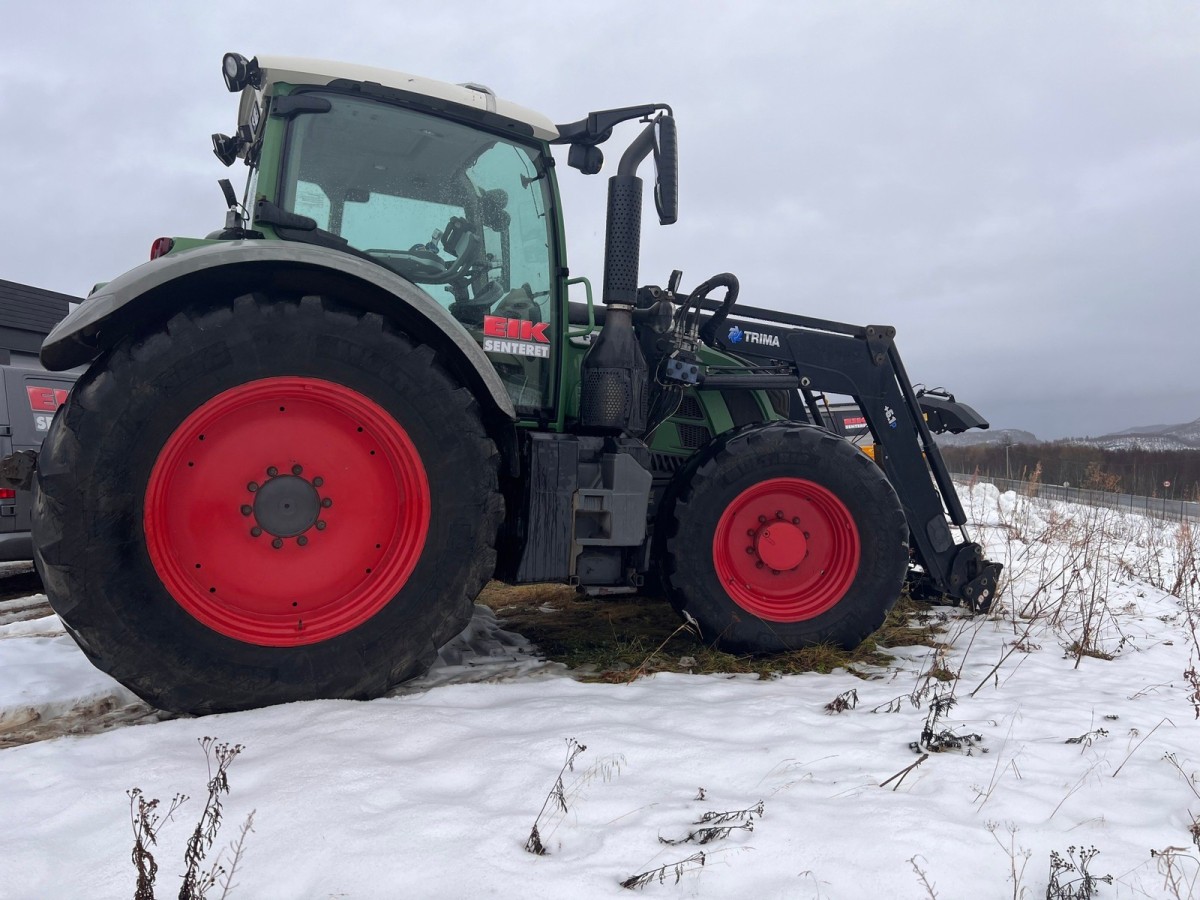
[292,464,303,476]
[771,569,780,575]
[792,517,801,525]
[240,505,252,516]
[755,561,764,569]
[267,466,278,477]
[758,515,767,523]
[745,547,755,555]
[247,481,259,492]
[746,529,755,537]
[776,510,784,519]
[297,536,308,547]
[315,520,327,531]
[250,527,262,537]
[321,498,333,509]
[313,476,324,488]
[272,538,283,549]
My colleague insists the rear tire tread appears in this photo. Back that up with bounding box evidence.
[35,293,503,714]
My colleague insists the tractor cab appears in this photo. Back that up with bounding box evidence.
[214,56,566,413]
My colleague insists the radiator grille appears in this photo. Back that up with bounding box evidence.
[676,392,704,420]
[676,423,712,449]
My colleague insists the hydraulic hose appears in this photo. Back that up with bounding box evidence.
[689,273,740,347]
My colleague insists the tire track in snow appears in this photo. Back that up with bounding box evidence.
[0,600,555,748]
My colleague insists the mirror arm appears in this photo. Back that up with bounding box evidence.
[553,103,671,146]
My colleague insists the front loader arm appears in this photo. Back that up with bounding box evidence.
[691,301,1001,611]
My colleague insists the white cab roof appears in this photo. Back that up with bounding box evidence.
[252,56,559,142]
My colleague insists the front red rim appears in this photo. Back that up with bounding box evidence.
[144,377,430,646]
[712,477,860,622]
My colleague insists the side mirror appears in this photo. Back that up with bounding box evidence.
[652,115,678,226]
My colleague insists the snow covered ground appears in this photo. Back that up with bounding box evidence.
[1,484,1198,899]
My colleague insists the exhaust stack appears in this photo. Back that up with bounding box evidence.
[579,169,648,434]
[579,117,675,435]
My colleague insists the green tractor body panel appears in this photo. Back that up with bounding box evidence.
[557,326,777,459]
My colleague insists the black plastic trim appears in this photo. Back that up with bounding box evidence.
[326,79,538,138]
[269,94,333,118]
[721,389,766,427]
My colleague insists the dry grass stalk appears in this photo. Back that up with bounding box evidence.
[525,738,587,855]
[621,852,707,890]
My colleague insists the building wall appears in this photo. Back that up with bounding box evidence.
[0,279,78,365]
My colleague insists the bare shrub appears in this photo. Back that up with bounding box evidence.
[987,821,1032,900]
[128,789,187,900]
[525,738,587,855]
[909,854,939,899]
[1149,846,1199,900]
[621,852,707,890]
[524,738,624,855]
[1045,846,1112,899]
[824,689,858,713]
[126,737,252,900]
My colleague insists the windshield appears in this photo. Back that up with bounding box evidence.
[275,91,557,412]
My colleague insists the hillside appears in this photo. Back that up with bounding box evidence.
[1079,416,1200,451]
[933,416,1200,451]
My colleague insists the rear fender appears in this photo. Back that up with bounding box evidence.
[41,241,517,427]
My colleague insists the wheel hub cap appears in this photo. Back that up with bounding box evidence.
[754,520,808,571]
[253,475,320,538]
[712,477,861,622]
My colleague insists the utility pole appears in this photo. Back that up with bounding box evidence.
[1002,434,1013,481]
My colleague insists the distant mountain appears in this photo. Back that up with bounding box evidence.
[1109,423,1176,436]
[935,428,1039,448]
[1173,418,1200,444]
[1072,417,1200,451]
[921,416,1200,451]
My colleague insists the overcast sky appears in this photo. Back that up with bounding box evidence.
[2,2,1197,439]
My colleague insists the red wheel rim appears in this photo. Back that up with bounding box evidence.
[144,377,430,646]
[712,477,860,622]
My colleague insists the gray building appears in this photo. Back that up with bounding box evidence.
[0,278,76,365]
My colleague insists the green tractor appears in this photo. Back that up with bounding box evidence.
[17,54,1000,714]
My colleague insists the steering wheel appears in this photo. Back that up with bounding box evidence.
[365,248,452,282]
[368,216,484,285]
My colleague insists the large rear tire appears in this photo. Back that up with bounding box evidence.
[658,423,908,652]
[34,294,502,714]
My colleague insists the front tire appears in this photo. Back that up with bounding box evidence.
[34,294,502,714]
[658,423,908,653]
